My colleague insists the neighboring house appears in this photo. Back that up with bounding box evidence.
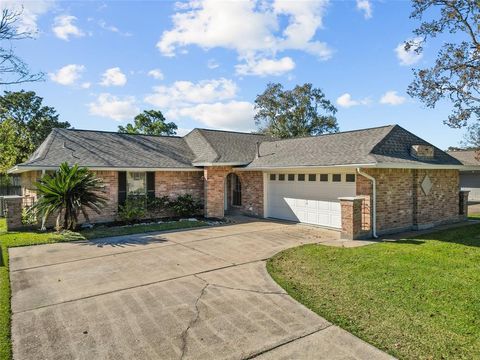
[8,125,469,239]
[447,149,480,202]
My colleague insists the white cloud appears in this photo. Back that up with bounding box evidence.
[395,37,423,66]
[380,91,406,105]
[52,15,85,41]
[148,69,164,80]
[207,59,219,69]
[98,20,132,36]
[100,67,127,87]
[169,101,255,131]
[158,0,332,76]
[1,0,54,34]
[336,93,370,108]
[144,78,237,108]
[49,64,85,85]
[235,57,295,76]
[356,0,372,19]
[88,93,138,121]
[81,82,91,89]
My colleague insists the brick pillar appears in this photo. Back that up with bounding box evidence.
[459,190,469,219]
[339,197,367,240]
[204,166,232,218]
[5,196,24,231]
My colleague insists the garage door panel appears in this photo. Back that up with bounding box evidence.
[267,176,355,229]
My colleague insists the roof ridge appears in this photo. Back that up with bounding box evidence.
[261,124,396,145]
[56,128,184,139]
[195,128,266,136]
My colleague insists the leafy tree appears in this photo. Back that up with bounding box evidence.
[0,91,70,173]
[30,163,107,231]
[118,110,177,136]
[254,83,338,138]
[406,0,479,128]
[0,8,43,85]
[461,123,480,149]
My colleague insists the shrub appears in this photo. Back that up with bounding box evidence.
[31,162,107,231]
[21,206,37,225]
[147,195,170,212]
[118,196,146,224]
[169,194,201,217]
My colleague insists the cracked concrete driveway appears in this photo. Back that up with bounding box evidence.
[10,219,393,360]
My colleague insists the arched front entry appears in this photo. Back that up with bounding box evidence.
[224,173,242,213]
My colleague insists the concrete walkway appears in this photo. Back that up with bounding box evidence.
[10,219,392,360]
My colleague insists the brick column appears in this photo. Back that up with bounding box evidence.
[204,166,232,218]
[459,190,470,219]
[339,197,367,240]
[4,196,24,231]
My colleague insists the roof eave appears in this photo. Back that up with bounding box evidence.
[8,165,203,174]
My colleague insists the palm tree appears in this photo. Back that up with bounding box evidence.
[31,163,107,231]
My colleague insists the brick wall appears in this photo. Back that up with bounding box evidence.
[357,168,461,235]
[19,170,205,226]
[204,166,231,218]
[155,171,203,199]
[236,171,264,217]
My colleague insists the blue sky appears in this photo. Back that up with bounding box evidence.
[2,0,467,149]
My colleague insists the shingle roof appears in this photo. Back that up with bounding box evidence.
[447,150,480,165]
[247,125,461,168]
[11,124,462,173]
[185,128,269,164]
[21,128,197,169]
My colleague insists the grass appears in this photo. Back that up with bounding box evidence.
[267,222,480,360]
[0,217,207,360]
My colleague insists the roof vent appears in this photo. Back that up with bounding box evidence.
[411,145,434,160]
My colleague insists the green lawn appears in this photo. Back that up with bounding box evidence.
[0,217,207,360]
[267,222,480,360]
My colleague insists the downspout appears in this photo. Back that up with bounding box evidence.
[356,168,378,238]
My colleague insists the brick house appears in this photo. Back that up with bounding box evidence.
[8,124,469,239]
[447,150,480,202]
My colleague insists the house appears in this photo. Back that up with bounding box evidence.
[447,149,480,202]
[8,124,469,239]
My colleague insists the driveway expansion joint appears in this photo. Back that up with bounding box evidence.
[245,324,334,359]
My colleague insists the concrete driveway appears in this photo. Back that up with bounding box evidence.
[10,219,393,360]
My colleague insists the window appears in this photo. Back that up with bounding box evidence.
[298,174,305,181]
[279,174,285,181]
[346,174,356,182]
[320,174,329,182]
[308,174,316,181]
[127,172,146,195]
[332,174,342,182]
[270,174,276,181]
[288,174,295,181]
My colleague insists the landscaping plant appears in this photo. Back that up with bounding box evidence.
[169,194,201,217]
[30,162,107,231]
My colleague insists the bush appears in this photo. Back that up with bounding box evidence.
[169,194,201,217]
[147,195,169,212]
[22,206,37,225]
[118,196,146,224]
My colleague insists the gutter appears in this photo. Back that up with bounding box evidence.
[356,168,378,239]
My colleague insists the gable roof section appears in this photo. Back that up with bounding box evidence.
[16,128,197,170]
[370,125,461,166]
[247,125,462,168]
[185,128,269,165]
[447,150,480,166]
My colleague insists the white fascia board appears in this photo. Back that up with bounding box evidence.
[236,163,376,171]
[370,163,466,170]
[8,165,203,174]
[192,162,247,167]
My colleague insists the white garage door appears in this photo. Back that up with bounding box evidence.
[266,173,356,228]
